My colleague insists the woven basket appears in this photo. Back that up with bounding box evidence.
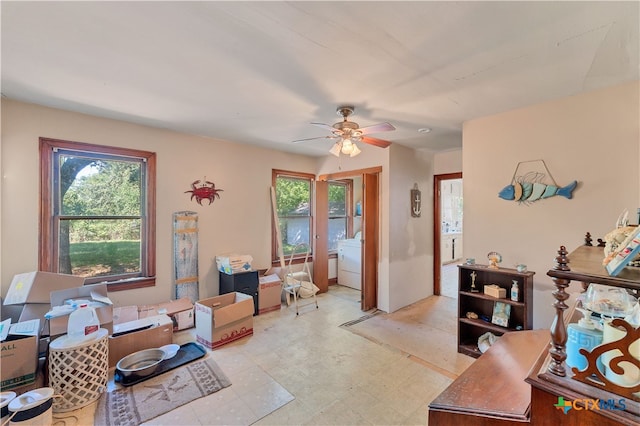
[48,328,109,412]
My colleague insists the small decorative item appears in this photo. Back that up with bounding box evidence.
[510,280,519,302]
[185,178,223,206]
[603,224,640,271]
[470,271,479,292]
[516,264,527,273]
[492,301,511,327]
[484,284,506,298]
[487,251,502,269]
[478,332,499,353]
[466,311,478,319]
[465,258,475,265]
[497,159,577,204]
[604,226,640,276]
[411,183,421,217]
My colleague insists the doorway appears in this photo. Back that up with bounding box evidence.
[318,167,381,311]
[433,173,463,298]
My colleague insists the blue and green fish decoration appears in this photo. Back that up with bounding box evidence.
[499,171,577,204]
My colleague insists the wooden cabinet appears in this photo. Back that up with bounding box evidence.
[457,264,534,358]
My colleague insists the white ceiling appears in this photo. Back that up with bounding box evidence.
[2,1,638,157]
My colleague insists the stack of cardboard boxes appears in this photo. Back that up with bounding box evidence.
[2,269,272,392]
[0,272,197,391]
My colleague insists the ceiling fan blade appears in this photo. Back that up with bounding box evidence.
[359,122,396,135]
[292,135,339,144]
[310,122,338,132]
[361,136,392,148]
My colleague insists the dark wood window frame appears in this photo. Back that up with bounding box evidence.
[39,137,156,291]
[272,169,315,266]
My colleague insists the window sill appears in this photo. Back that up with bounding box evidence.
[272,256,313,266]
[105,276,156,292]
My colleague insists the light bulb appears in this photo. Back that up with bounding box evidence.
[341,139,353,154]
[350,143,361,157]
[329,141,342,157]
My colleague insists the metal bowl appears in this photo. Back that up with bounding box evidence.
[116,348,165,378]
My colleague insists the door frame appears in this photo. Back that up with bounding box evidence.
[313,180,329,293]
[433,172,462,296]
[318,166,381,311]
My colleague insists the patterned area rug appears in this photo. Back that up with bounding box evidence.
[94,357,231,426]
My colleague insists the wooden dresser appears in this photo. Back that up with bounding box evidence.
[429,329,549,425]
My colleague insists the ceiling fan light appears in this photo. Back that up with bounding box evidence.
[341,139,353,154]
[329,141,342,157]
[350,144,361,157]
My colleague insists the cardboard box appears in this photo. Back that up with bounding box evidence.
[0,319,41,390]
[4,272,86,337]
[138,298,195,331]
[258,273,282,314]
[4,272,84,305]
[215,254,253,274]
[195,292,254,349]
[113,305,139,325]
[108,314,173,367]
[484,284,506,299]
[48,283,114,337]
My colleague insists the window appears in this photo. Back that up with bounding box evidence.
[40,138,156,291]
[328,180,351,251]
[272,169,314,262]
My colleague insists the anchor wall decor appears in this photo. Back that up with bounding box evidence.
[411,183,421,217]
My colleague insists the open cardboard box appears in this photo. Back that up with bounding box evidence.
[4,272,85,305]
[195,292,254,349]
[48,283,114,337]
[3,272,85,336]
[138,298,194,331]
[0,319,41,390]
[108,314,174,367]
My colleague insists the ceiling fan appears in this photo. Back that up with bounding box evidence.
[293,106,395,157]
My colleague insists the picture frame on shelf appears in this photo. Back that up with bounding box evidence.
[491,301,511,327]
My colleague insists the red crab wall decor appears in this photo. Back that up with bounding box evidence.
[185,179,223,205]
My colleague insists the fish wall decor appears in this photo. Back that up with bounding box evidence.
[498,160,578,204]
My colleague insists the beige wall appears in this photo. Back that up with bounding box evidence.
[434,149,463,175]
[1,99,317,306]
[387,145,434,311]
[463,81,640,329]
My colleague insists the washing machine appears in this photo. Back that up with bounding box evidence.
[337,237,362,290]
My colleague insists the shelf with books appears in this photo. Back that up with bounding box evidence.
[457,264,534,358]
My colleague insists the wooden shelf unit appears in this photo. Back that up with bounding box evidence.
[457,264,534,358]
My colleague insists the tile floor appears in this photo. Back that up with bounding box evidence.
[58,284,469,425]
